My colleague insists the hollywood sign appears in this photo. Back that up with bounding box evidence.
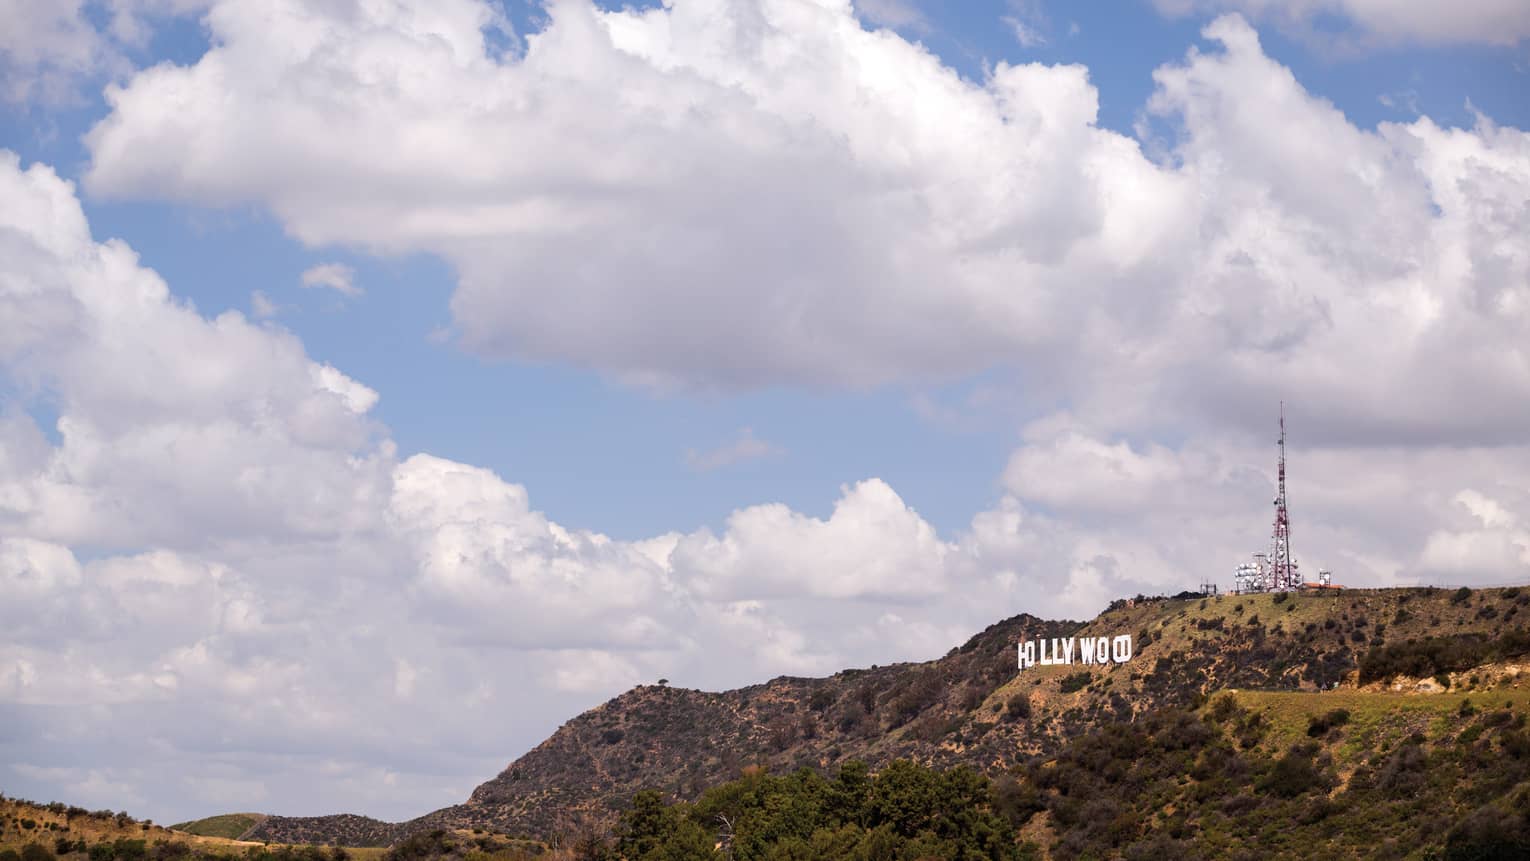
[1017,634,1133,670]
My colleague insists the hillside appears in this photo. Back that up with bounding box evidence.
[588,685,1530,860]
[0,799,427,861]
[240,585,1529,845]
[167,816,265,841]
[0,797,262,857]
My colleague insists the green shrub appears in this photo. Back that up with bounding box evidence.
[1208,693,1241,723]
[807,689,835,713]
[1259,748,1328,798]
[21,844,54,861]
[1444,797,1530,860]
[148,844,188,861]
[1475,708,1511,729]
[1005,692,1031,721]
[1059,672,1091,694]
[1306,709,1350,737]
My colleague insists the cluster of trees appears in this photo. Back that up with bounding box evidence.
[381,828,545,861]
[582,760,1027,861]
[1358,628,1530,684]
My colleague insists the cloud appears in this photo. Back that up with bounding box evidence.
[1151,0,1530,47]
[673,478,954,602]
[1003,0,1049,48]
[81,0,1165,389]
[0,0,110,103]
[0,153,391,551]
[300,262,361,298]
[1378,89,1420,115]
[854,0,927,31]
[0,0,210,103]
[684,427,783,472]
[250,288,279,318]
[77,4,1530,458]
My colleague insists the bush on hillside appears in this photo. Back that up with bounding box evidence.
[148,843,189,861]
[1444,795,1530,861]
[1259,747,1329,798]
[1358,629,1530,683]
[1306,709,1350,737]
[1059,673,1091,694]
[1005,693,1031,722]
[387,830,454,861]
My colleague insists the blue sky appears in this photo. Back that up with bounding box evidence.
[2,0,1529,826]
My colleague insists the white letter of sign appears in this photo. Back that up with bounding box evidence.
[1112,635,1133,663]
[1019,641,1036,669]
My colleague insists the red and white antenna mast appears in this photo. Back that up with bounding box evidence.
[1269,402,1297,590]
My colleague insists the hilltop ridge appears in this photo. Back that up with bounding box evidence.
[234,586,1528,844]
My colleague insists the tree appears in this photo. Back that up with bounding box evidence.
[617,791,676,858]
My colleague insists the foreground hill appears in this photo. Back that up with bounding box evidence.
[0,797,264,857]
[241,585,1529,845]
[591,685,1529,860]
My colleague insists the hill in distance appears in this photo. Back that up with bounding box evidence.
[237,586,1529,848]
[10,585,1528,859]
[167,817,265,842]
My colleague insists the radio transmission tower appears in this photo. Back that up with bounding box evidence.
[1268,402,1298,590]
